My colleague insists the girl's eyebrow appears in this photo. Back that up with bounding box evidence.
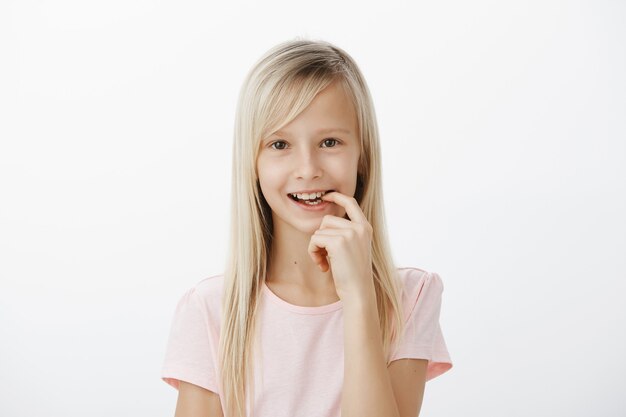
[272,127,352,136]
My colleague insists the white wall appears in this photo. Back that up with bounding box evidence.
[1,0,624,416]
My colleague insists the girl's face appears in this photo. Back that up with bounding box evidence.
[256,80,361,235]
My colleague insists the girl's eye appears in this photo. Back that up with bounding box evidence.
[270,141,288,150]
[321,138,339,147]
[269,138,341,150]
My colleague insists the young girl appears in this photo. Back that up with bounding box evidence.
[161,38,453,417]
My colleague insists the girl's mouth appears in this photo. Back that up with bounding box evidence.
[287,189,335,205]
[287,190,335,210]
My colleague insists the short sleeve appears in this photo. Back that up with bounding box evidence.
[161,287,219,394]
[389,270,453,381]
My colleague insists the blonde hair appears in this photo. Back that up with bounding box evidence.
[218,37,406,417]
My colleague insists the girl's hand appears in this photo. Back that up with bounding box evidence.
[307,191,374,303]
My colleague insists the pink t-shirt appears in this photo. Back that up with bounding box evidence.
[161,267,453,416]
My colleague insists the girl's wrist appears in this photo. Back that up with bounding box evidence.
[341,282,377,313]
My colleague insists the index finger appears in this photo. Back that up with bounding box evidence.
[320,191,367,224]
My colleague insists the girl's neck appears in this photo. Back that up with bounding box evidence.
[267,226,335,294]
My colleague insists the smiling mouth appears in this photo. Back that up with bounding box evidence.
[288,189,336,203]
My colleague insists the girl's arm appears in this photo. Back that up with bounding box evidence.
[342,287,428,417]
[174,380,224,417]
[342,289,403,417]
[388,358,428,417]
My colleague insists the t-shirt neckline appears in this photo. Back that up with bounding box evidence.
[261,281,343,315]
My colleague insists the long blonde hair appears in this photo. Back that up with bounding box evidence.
[218,37,406,417]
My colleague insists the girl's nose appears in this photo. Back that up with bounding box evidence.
[294,149,322,179]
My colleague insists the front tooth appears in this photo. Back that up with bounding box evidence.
[293,192,325,200]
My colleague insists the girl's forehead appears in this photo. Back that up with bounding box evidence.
[271,126,353,137]
[269,89,357,136]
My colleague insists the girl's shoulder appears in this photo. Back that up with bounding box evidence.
[394,266,445,307]
[180,273,225,314]
[395,266,442,287]
[193,273,225,294]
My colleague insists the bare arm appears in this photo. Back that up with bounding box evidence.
[342,286,401,417]
[388,358,428,417]
[174,380,224,417]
